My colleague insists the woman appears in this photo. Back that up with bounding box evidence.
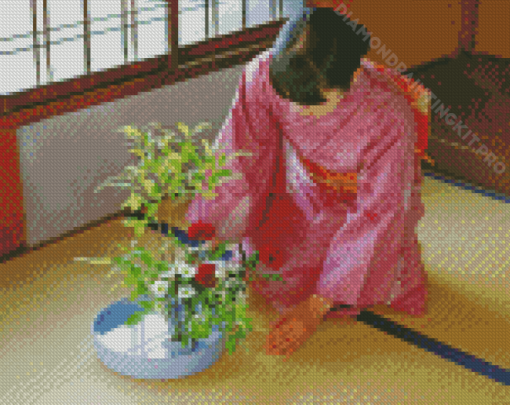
[185,8,432,358]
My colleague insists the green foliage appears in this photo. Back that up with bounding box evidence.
[126,310,146,326]
[208,242,228,260]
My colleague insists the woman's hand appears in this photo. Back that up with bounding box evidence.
[263,295,333,361]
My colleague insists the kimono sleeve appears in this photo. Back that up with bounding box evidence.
[316,124,419,306]
[185,61,280,244]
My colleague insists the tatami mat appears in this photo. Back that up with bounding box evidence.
[0,172,509,404]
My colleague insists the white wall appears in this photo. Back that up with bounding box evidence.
[17,61,248,246]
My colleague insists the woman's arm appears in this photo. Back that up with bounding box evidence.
[185,55,281,244]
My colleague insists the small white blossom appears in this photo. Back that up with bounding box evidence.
[161,260,197,279]
[187,245,198,252]
[149,280,168,297]
[178,262,198,279]
[178,285,196,299]
[159,270,175,280]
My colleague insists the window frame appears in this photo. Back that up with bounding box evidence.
[0,0,288,121]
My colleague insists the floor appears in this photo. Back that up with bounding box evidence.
[0,171,509,404]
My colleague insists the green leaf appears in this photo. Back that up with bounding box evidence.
[132,220,148,237]
[181,335,189,348]
[210,242,227,260]
[159,172,170,185]
[125,274,137,286]
[218,153,227,167]
[145,202,159,218]
[188,152,202,168]
[154,260,167,272]
[151,182,161,196]
[168,159,182,174]
[225,336,237,355]
[140,252,153,268]
[130,264,142,278]
[138,300,154,311]
[119,125,143,139]
[130,289,141,301]
[129,148,145,159]
[192,122,212,136]
[113,256,132,268]
[182,142,197,162]
[142,132,150,148]
[181,150,190,165]
[125,310,146,326]
[207,174,218,191]
[122,193,143,211]
[176,122,190,139]
[136,282,149,296]
[215,169,232,178]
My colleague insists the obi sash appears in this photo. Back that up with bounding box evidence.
[290,64,434,211]
[298,152,358,209]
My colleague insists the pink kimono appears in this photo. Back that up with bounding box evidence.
[186,50,431,319]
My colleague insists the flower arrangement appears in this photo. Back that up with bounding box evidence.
[75,121,282,356]
[82,222,260,355]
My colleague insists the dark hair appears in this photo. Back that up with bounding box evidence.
[269,8,371,105]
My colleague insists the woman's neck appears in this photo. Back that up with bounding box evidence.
[322,88,345,100]
[288,67,363,117]
[290,88,345,117]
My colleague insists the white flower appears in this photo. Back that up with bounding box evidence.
[178,262,198,279]
[202,252,242,283]
[178,285,196,299]
[187,244,201,253]
[159,262,178,279]
[149,280,168,297]
[161,260,197,279]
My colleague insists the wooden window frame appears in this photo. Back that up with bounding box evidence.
[1,0,288,124]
